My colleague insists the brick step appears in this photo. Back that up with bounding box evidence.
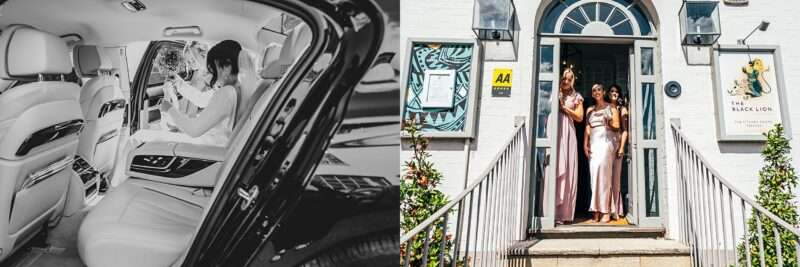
[508,238,691,267]
[532,225,665,239]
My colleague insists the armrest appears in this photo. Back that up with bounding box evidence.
[126,141,222,188]
[174,143,226,162]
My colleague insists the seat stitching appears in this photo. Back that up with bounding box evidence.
[140,186,204,209]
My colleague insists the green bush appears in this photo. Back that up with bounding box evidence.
[737,124,799,267]
[400,119,454,267]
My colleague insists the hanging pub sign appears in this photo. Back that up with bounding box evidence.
[712,45,792,141]
[491,68,512,97]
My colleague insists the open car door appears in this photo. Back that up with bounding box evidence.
[181,0,389,266]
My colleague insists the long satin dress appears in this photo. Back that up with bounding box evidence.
[588,105,615,214]
[555,92,583,222]
[610,107,625,218]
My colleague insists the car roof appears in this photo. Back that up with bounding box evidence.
[0,0,283,50]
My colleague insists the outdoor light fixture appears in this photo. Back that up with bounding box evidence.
[121,0,146,13]
[737,20,770,45]
[679,0,721,45]
[472,0,515,41]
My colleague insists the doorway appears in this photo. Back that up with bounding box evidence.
[530,0,665,232]
[561,43,632,225]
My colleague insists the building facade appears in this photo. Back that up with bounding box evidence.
[401,0,800,240]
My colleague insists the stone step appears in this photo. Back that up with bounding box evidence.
[508,238,691,267]
[532,225,665,239]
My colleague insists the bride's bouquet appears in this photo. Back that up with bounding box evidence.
[154,46,187,131]
[154,46,187,102]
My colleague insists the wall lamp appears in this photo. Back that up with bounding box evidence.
[737,20,770,45]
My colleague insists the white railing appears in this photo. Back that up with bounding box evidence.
[401,122,529,267]
[672,122,800,267]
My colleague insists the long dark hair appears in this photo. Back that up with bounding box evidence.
[609,84,627,107]
[206,40,242,87]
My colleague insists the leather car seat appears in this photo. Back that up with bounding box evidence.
[73,45,125,179]
[0,25,83,261]
[77,25,312,267]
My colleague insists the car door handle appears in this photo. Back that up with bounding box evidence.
[237,185,260,211]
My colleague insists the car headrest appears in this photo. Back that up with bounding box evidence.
[0,25,72,80]
[260,23,311,80]
[259,43,281,79]
[73,45,113,78]
[238,50,258,100]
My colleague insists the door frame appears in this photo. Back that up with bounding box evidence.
[128,40,186,135]
[529,35,666,231]
[180,0,386,264]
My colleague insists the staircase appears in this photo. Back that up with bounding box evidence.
[508,226,690,267]
[400,121,800,267]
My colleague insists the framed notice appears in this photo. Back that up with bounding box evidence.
[420,69,456,108]
[713,45,791,141]
[401,38,481,138]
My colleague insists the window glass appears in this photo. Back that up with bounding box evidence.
[536,81,553,138]
[561,19,582,34]
[566,8,588,25]
[540,1,653,36]
[606,8,627,26]
[539,45,554,73]
[582,3,596,21]
[598,3,613,22]
[642,83,656,140]
[641,47,654,75]
[644,148,659,217]
[612,21,633,35]
[533,147,548,216]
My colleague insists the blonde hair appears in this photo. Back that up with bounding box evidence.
[561,67,576,91]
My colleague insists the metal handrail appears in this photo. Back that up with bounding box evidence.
[401,122,528,267]
[672,121,800,267]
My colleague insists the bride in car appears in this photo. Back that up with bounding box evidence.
[159,40,255,146]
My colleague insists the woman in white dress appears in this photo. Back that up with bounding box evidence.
[583,84,620,223]
[159,40,248,146]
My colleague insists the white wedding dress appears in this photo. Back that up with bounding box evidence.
[133,50,257,148]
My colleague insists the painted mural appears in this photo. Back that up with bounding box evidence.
[404,42,473,133]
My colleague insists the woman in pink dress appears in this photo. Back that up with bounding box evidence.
[608,84,628,220]
[554,68,584,224]
[583,84,620,223]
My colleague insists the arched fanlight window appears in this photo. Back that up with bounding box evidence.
[539,0,654,37]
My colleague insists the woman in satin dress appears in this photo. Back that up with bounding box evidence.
[554,68,584,224]
[608,84,628,220]
[583,84,620,223]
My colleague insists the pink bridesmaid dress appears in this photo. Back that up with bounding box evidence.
[555,92,582,222]
[588,105,615,214]
[611,116,624,218]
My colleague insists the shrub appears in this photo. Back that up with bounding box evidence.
[737,124,799,266]
[399,119,453,267]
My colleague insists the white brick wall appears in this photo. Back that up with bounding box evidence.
[401,0,800,241]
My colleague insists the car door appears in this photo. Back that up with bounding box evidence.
[180,0,387,266]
